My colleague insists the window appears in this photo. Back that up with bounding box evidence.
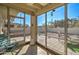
[37,14,46,46]
[67,3,79,55]
[47,6,65,54]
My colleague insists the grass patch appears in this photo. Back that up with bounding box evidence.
[68,43,79,52]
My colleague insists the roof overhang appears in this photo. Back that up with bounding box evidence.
[0,3,65,16]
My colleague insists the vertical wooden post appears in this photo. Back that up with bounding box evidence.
[7,7,10,41]
[23,13,26,42]
[45,13,49,54]
[64,4,68,55]
[30,15,37,45]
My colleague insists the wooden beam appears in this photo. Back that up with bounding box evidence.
[45,12,49,54]
[36,3,65,15]
[25,3,43,10]
[23,13,26,42]
[25,4,40,12]
[0,3,35,15]
[64,4,68,55]
[13,3,37,12]
[33,3,44,9]
[7,7,10,41]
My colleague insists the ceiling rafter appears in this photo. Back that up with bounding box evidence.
[0,3,36,15]
[0,3,65,16]
[36,3,65,15]
[33,3,44,9]
[11,3,37,14]
[25,4,40,12]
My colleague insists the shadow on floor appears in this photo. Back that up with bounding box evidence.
[15,46,24,55]
[23,45,37,55]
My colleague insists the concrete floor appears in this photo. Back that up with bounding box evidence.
[3,44,48,55]
[3,33,79,55]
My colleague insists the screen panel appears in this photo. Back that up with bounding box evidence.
[47,6,65,54]
[67,3,79,55]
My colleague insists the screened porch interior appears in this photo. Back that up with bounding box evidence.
[0,3,79,55]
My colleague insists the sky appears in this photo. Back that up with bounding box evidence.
[13,12,31,26]
[13,3,79,26]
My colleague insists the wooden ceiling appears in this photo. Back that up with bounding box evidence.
[0,3,65,15]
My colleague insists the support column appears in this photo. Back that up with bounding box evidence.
[45,13,49,55]
[7,7,10,40]
[30,15,37,45]
[64,4,68,55]
[23,13,26,42]
[45,13,47,48]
